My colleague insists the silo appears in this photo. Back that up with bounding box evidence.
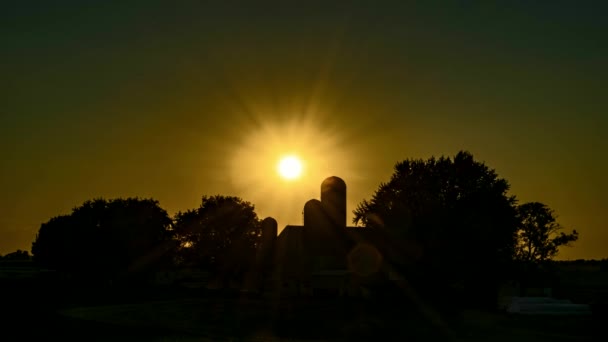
[248,217,277,291]
[320,176,347,229]
[261,217,277,247]
[303,199,325,229]
[258,217,277,265]
[303,199,330,253]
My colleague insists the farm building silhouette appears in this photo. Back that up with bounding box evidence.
[249,176,403,296]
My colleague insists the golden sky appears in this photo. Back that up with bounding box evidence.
[1,1,607,259]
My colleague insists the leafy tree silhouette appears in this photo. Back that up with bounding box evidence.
[515,202,578,263]
[173,195,261,279]
[31,198,173,283]
[1,249,31,261]
[354,151,518,309]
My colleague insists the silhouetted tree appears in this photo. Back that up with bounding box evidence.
[173,195,261,276]
[354,151,518,308]
[31,215,74,270]
[515,202,578,263]
[31,198,173,282]
[1,249,31,261]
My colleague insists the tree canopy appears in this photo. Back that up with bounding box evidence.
[31,198,173,281]
[353,151,519,306]
[172,195,261,274]
[515,201,578,263]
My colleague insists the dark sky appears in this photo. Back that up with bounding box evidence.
[1,1,607,259]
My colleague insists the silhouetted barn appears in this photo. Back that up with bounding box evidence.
[254,176,398,297]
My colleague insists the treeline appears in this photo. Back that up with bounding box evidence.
[351,151,580,307]
[28,196,261,286]
[555,259,608,265]
[15,151,581,306]
[553,259,608,271]
[0,250,31,261]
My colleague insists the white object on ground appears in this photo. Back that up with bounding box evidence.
[505,296,592,315]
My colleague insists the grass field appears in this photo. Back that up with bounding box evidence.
[2,264,606,341]
[38,296,603,342]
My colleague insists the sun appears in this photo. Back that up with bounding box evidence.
[277,155,303,180]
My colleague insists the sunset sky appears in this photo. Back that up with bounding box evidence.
[1,1,606,259]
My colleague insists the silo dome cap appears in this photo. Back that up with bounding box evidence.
[321,176,346,188]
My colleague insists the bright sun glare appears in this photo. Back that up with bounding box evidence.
[277,155,303,180]
[229,116,357,228]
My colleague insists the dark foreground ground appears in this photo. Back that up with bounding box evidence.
[1,284,606,342]
[1,266,607,342]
